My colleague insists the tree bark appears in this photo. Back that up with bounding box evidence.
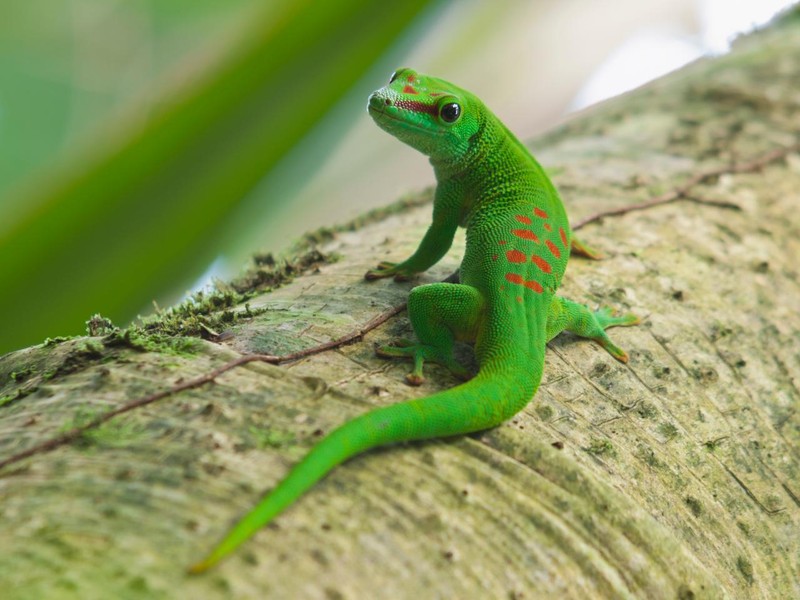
[2,15,799,600]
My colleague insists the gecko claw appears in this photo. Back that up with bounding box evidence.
[365,261,400,280]
[364,269,388,281]
[405,373,425,386]
[186,559,214,575]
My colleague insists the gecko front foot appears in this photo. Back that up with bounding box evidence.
[364,261,414,282]
[375,341,470,386]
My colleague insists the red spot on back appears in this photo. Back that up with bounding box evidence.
[512,229,539,242]
[492,254,498,261]
[524,280,544,293]
[546,240,561,258]
[544,223,552,231]
[505,249,526,263]
[505,271,544,295]
[534,208,549,219]
[531,255,552,273]
[559,227,568,247]
[498,240,508,245]
[516,296,523,303]
[402,85,418,95]
[515,214,532,225]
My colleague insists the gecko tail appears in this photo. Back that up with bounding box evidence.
[188,371,533,573]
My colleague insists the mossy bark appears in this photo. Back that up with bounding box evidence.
[2,15,800,600]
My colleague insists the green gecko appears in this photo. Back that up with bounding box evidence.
[189,68,638,573]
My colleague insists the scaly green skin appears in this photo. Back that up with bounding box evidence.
[189,69,638,573]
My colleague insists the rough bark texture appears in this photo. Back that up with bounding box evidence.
[2,16,800,600]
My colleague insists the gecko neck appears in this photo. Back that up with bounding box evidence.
[431,114,540,226]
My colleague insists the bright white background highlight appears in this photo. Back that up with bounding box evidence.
[573,0,796,109]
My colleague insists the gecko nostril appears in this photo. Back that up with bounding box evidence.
[384,99,391,106]
[368,93,389,111]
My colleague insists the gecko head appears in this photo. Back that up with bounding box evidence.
[367,68,484,162]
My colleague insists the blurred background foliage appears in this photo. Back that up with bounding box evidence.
[0,0,795,355]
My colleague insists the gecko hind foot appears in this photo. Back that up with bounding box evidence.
[597,337,630,363]
[374,339,416,355]
[571,237,604,260]
[375,341,470,385]
[592,307,639,363]
[594,307,640,330]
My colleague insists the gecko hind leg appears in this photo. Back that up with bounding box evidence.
[376,283,483,385]
[547,297,639,363]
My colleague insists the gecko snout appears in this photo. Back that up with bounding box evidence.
[368,92,392,113]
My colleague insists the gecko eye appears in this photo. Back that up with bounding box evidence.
[389,68,409,84]
[439,102,461,123]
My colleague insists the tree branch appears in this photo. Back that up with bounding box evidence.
[2,138,797,474]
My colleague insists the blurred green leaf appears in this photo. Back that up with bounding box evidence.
[0,0,439,355]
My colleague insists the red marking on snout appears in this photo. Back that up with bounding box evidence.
[515,215,532,225]
[394,100,437,116]
[512,229,539,242]
[407,74,415,83]
[402,85,418,95]
[534,208,549,219]
[505,249,526,263]
[531,255,552,273]
[545,240,561,258]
